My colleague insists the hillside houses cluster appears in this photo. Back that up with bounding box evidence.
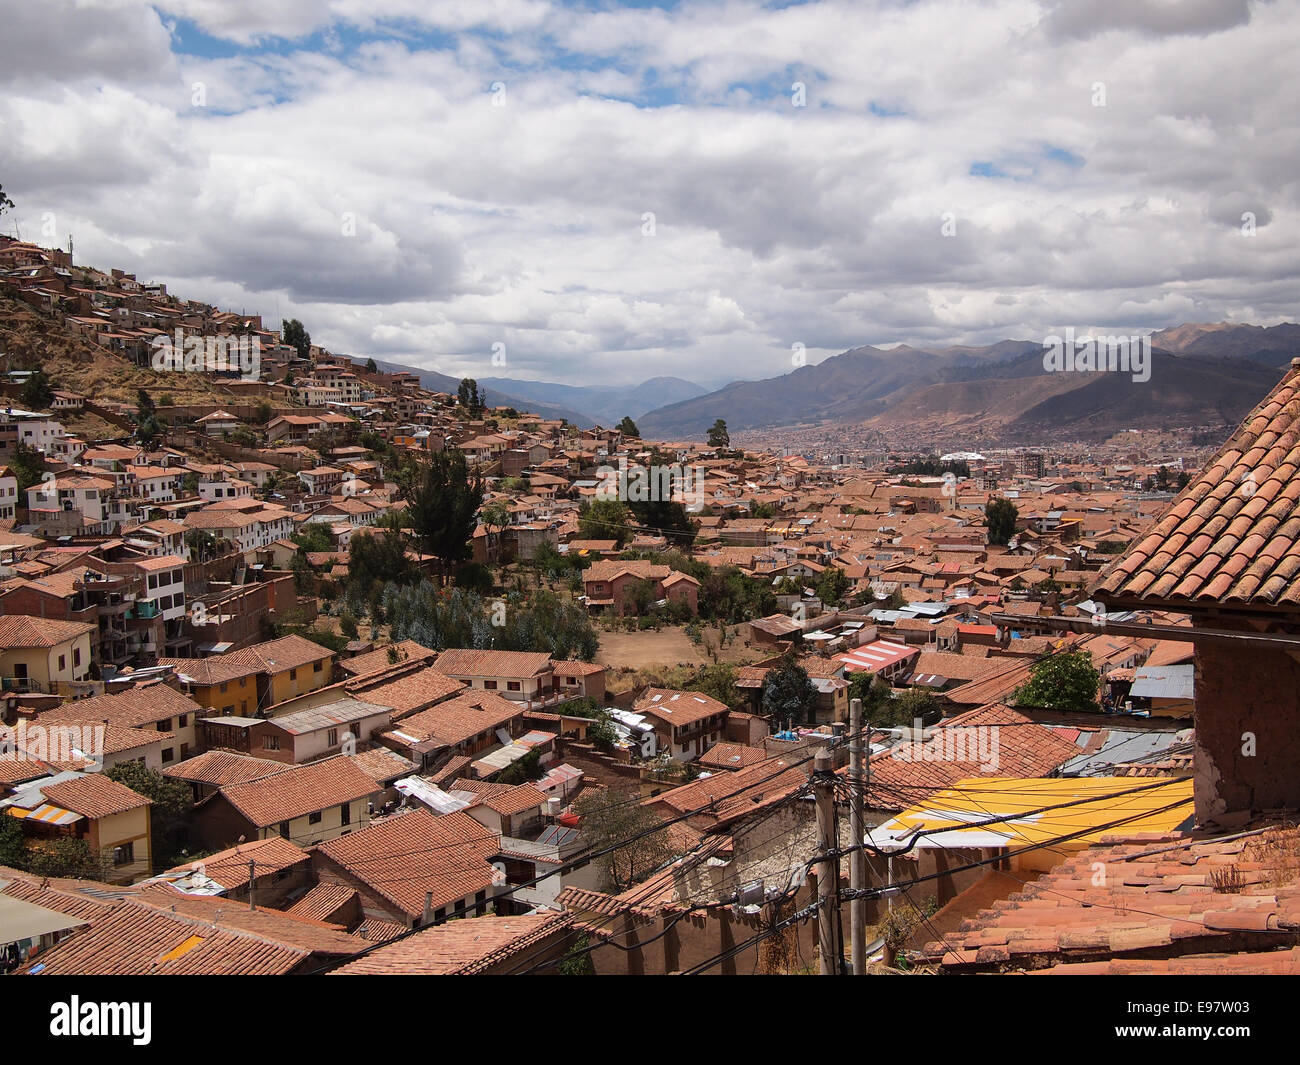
[2,234,1294,979]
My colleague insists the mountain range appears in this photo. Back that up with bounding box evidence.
[634,323,1298,441]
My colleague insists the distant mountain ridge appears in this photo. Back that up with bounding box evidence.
[477,374,706,426]
[637,324,1298,440]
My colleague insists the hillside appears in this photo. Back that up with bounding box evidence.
[477,375,706,426]
[638,329,1295,440]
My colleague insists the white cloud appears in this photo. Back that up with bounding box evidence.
[0,0,1295,389]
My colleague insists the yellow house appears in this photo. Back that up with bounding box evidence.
[865,775,1195,874]
[3,772,153,885]
[0,616,96,695]
[161,634,335,715]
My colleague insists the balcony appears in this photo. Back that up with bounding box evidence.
[1,677,49,694]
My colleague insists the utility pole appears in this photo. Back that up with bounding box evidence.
[849,697,866,975]
[813,747,842,975]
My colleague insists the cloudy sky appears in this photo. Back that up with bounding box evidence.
[1,0,1294,390]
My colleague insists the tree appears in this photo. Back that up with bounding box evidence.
[0,183,14,221]
[578,498,633,547]
[364,357,378,374]
[105,762,193,870]
[556,933,597,975]
[985,497,1019,546]
[617,416,640,438]
[1013,649,1101,712]
[706,418,730,449]
[762,656,818,726]
[815,565,849,608]
[480,501,511,562]
[628,495,696,547]
[9,441,45,494]
[282,318,311,360]
[847,671,892,725]
[185,528,219,562]
[0,812,26,868]
[572,787,675,891]
[1155,465,1171,490]
[292,522,334,554]
[586,712,619,751]
[405,449,485,582]
[136,388,162,447]
[457,378,485,417]
[892,687,944,728]
[20,370,54,410]
[687,662,741,708]
[348,528,419,596]
[26,837,105,880]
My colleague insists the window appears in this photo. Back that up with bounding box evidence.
[313,660,323,672]
[74,648,82,667]
[507,681,521,692]
[340,802,351,826]
[308,811,322,825]
[264,735,281,750]
[484,680,498,690]
[157,718,171,731]
[58,655,66,671]
[180,742,190,759]
[278,821,290,839]
[220,682,228,693]
[327,728,338,746]
[162,747,174,763]
[113,842,135,866]
[178,714,188,727]
[289,668,297,681]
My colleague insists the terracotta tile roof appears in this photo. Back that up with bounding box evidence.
[941,656,1037,706]
[433,648,553,679]
[476,783,548,817]
[1094,361,1300,608]
[0,867,120,923]
[283,882,359,924]
[381,690,523,750]
[330,913,572,974]
[919,825,1300,972]
[16,901,310,975]
[864,703,1082,811]
[634,688,730,727]
[698,742,768,770]
[161,634,334,686]
[348,747,417,783]
[312,808,500,919]
[339,640,437,677]
[164,749,287,788]
[215,755,377,827]
[645,756,809,828]
[40,773,152,818]
[0,614,96,648]
[42,683,203,730]
[160,837,309,889]
[348,665,465,716]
